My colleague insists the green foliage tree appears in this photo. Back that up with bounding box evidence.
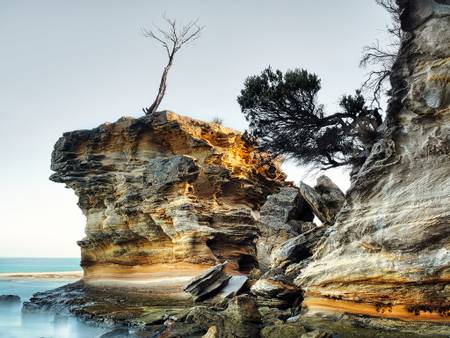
[238,67,382,169]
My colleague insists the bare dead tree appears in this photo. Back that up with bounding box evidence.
[142,16,204,115]
[360,0,402,108]
[211,116,223,125]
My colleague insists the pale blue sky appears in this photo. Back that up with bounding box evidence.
[0,1,391,257]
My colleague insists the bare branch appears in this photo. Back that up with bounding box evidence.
[141,27,171,57]
[360,0,401,108]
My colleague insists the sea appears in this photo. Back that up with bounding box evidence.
[0,258,109,338]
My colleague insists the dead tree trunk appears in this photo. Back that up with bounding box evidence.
[142,16,203,115]
[145,54,174,114]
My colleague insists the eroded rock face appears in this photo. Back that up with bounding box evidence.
[50,111,286,279]
[297,0,450,327]
[256,187,314,271]
[253,184,327,305]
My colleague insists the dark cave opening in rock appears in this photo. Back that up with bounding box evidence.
[206,234,258,273]
[237,255,258,273]
[291,246,312,263]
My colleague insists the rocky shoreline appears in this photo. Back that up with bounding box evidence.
[22,280,450,338]
[23,1,450,337]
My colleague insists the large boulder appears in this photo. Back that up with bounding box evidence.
[270,226,326,269]
[250,275,300,301]
[0,295,20,303]
[50,111,286,281]
[253,186,327,305]
[298,175,345,225]
[256,187,315,271]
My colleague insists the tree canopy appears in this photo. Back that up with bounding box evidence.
[238,67,382,169]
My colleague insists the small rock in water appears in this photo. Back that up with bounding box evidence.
[0,295,21,303]
[99,328,130,338]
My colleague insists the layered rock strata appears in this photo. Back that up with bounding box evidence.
[255,187,315,272]
[251,180,336,308]
[184,262,231,302]
[50,111,286,280]
[297,0,450,329]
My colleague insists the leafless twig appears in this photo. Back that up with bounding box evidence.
[360,0,401,108]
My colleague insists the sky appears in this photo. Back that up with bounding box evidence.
[0,0,392,257]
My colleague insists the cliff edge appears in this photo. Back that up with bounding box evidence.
[297,0,450,327]
[50,111,286,281]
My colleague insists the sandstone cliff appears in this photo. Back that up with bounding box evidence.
[41,2,450,336]
[50,111,286,279]
[297,0,450,328]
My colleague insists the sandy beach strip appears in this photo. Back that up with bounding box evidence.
[0,270,83,280]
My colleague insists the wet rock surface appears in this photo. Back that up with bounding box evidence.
[22,281,191,327]
[0,294,21,303]
[185,295,261,338]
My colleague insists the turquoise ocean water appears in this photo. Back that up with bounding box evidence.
[0,257,81,273]
[0,258,108,338]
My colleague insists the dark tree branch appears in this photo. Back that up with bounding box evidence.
[360,0,401,108]
[238,68,383,170]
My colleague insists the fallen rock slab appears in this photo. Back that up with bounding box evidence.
[215,275,248,300]
[271,226,326,269]
[298,175,345,225]
[184,262,231,302]
[250,276,300,300]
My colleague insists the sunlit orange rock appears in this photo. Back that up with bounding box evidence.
[50,111,286,281]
